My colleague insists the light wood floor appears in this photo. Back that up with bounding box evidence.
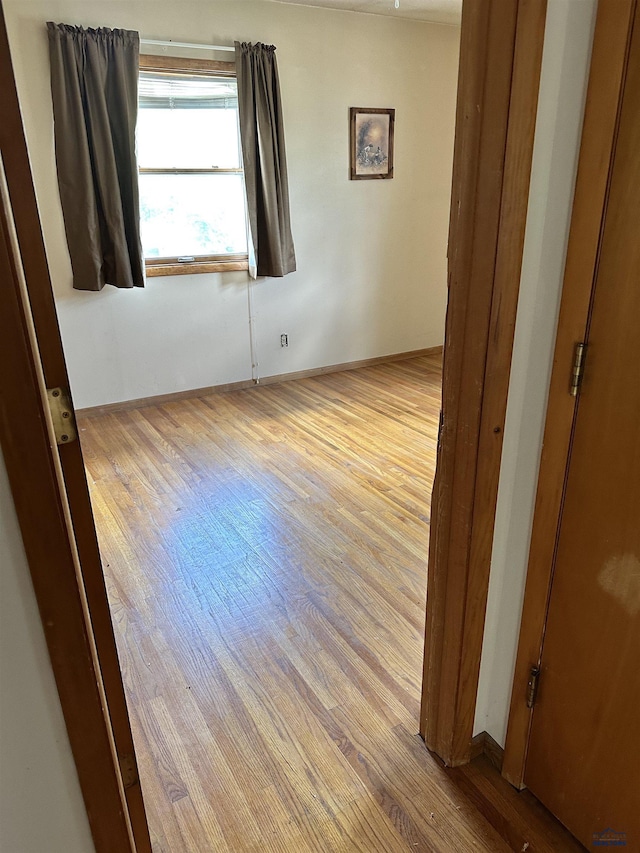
[79,355,582,852]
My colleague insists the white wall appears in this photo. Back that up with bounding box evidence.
[4,0,459,409]
[0,451,94,852]
[473,0,597,747]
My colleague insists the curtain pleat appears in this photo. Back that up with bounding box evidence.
[47,23,144,291]
[235,42,296,278]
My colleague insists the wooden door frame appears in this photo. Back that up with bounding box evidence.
[420,0,547,766]
[502,0,637,789]
[0,4,151,851]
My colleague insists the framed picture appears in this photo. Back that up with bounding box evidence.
[349,107,395,180]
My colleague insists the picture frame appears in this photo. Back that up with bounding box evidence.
[349,107,395,180]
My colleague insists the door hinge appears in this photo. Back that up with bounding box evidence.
[119,753,139,789]
[46,387,77,445]
[569,342,587,397]
[526,665,541,709]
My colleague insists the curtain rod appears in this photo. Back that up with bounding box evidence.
[140,38,235,52]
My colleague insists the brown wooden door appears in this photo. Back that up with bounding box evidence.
[523,5,640,848]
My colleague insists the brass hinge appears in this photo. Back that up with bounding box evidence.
[569,342,587,397]
[119,753,139,789]
[46,387,77,445]
[526,665,541,709]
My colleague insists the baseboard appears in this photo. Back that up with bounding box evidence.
[470,731,505,772]
[254,345,442,388]
[77,346,443,419]
[77,378,256,419]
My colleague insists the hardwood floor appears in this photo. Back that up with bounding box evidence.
[78,355,582,852]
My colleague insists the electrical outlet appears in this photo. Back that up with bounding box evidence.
[280,334,289,348]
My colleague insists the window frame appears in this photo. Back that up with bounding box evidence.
[138,54,249,277]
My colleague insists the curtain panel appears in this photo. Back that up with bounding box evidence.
[47,23,144,291]
[235,42,296,278]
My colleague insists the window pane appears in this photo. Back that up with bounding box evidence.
[137,73,241,169]
[140,174,248,258]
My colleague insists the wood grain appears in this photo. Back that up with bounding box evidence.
[139,55,235,76]
[522,2,640,842]
[146,260,249,277]
[422,0,517,758]
[453,0,548,764]
[502,0,637,789]
[81,355,583,851]
[77,347,442,419]
[421,0,546,767]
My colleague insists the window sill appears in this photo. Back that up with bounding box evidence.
[146,260,249,277]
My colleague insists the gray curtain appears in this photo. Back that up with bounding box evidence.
[47,23,143,291]
[235,42,296,278]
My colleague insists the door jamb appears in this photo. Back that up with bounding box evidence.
[502,0,638,788]
[420,0,547,766]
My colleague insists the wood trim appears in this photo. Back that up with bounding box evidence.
[470,732,486,762]
[0,8,151,851]
[139,54,235,75]
[420,0,547,767]
[502,0,637,789]
[77,347,443,419]
[452,0,548,764]
[470,732,505,773]
[79,379,255,418]
[146,259,248,277]
[257,346,442,387]
[138,53,243,277]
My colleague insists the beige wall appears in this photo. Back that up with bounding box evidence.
[4,0,460,409]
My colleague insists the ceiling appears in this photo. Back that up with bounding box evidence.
[270,0,462,25]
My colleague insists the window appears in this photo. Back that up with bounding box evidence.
[137,55,249,276]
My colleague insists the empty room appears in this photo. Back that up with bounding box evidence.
[1,0,638,851]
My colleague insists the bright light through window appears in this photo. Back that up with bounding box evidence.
[137,67,248,266]
[139,173,247,258]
